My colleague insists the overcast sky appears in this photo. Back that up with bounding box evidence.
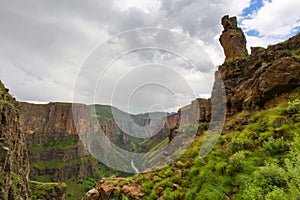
[1,0,299,113]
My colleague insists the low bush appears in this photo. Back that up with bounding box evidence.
[265,187,289,200]
[229,137,252,153]
[287,99,300,114]
[228,151,246,173]
[263,137,289,155]
[252,163,287,193]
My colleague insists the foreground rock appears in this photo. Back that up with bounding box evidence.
[82,178,144,200]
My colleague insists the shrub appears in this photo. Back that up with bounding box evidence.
[265,187,289,200]
[261,61,267,67]
[229,151,245,173]
[229,137,252,153]
[287,99,300,114]
[285,137,300,199]
[122,194,130,200]
[164,188,184,199]
[215,161,227,175]
[197,184,226,200]
[263,137,289,155]
[252,163,287,193]
[141,181,153,193]
[237,184,263,200]
[164,168,173,177]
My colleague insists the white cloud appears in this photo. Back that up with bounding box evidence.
[1,0,298,113]
[241,0,300,49]
[113,0,159,12]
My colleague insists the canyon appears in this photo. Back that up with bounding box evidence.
[0,15,299,199]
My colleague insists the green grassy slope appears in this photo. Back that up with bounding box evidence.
[122,89,300,199]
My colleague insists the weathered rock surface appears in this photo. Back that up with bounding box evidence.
[81,178,144,200]
[219,15,248,60]
[220,32,300,115]
[20,102,99,182]
[0,81,30,199]
[158,98,211,135]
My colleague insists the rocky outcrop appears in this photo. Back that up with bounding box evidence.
[219,15,248,60]
[20,102,99,182]
[0,81,30,199]
[219,32,300,115]
[160,98,211,131]
[158,98,211,141]
[82,178,144,200]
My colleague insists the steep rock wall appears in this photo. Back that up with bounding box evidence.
[0,81,30,199]
[219,33,300,115]
[20,102,98,182]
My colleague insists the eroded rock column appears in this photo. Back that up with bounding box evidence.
[219,15,248,60]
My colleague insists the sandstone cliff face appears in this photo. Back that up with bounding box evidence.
[219,15,248,61]
[0,81,30,199]
[20,102,98,182]
[158,98,211,141]
[220,32,300,115]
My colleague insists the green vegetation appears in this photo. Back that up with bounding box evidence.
[127,91,300,199]
[35,175,52,182]
[29,138,77,152]
[30,181,67,200]
[64,177,98,199]
[291,48,300,61]
[261,61,267,67]
[93,104,115,125]
[30,157,93,170]
[26,87,300,199]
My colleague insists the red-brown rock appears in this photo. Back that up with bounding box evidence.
[219,15,248,61]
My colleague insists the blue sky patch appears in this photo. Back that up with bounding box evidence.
[242,0,264,18]
[246,29,260,37]
[289,25,300,37]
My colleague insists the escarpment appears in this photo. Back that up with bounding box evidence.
[218,16,300,115]
[163,98,211,130]
[220,32,300,115]
[0,81,30,199]
[20,102,99,182]
[0,81,67,200]
[158,98,211,140]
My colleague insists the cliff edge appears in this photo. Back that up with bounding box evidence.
[0,81,30,199]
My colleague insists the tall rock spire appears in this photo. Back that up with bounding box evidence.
[219,15,248,60]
